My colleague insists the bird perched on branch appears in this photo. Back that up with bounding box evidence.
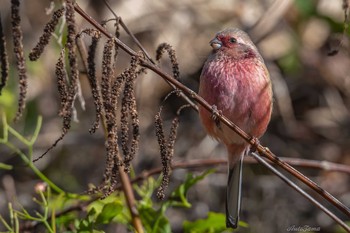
[198,28,273,228]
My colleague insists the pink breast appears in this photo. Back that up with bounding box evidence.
[198,58,272,145]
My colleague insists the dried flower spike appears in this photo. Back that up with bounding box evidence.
[156,43,180,80]
[121,56,140,173]
[86,31,103,133]
[101,38,114,111]
[154,108,168,200]
[56,50,69,116]
[0,13,9,94]
[11,0,28,121]
[29,7,65,61]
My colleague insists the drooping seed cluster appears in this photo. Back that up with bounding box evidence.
[0,13,8,95]
[153,42,181,199]
[11,0,28,121]
[85,29,103,134]
[4,0,183,200]
[155,106,179,200]
[33,0,79,162]
[56,50,69,117]
[156,43,180,80]
[29,7,65,61]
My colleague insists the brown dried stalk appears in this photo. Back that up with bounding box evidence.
[0,13,9,94]
[29,7,65,61]
[11,0,27,121]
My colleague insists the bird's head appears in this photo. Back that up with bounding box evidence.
[209,28,262,61]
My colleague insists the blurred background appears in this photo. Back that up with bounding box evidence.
[0,0,350,232]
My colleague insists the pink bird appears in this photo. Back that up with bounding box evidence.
[198,28,273,228]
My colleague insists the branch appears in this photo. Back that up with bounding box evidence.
[73,3,350,232]
[131,157,350,184]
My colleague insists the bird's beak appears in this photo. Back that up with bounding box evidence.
[210,38,222,50]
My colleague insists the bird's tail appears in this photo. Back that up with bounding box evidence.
[226,155,243,229]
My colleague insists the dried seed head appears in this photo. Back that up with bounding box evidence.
[96,39,126,198]
[101,38,114,111]
[154,99,181,200]
[0,13,9,95]
[29,7,64,61]
[156,43,180,80]
[34,1,79,161]
[121,56,140,173]
[167,117,179,159]
[86,31,103,134]
[56,50,69,117]
[11,0,28,121]
[154,108,168,200]
[65,0,78,105]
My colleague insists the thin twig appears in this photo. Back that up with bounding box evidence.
[250,152,350,233]
[130,157,350,184]
[103,0,154,64]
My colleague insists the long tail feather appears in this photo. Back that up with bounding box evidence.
[226,156,243,229]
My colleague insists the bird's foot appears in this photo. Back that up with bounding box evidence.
[249,136,260,153]
[211,105,222,129]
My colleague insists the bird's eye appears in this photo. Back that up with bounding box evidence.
[229,37,237,43]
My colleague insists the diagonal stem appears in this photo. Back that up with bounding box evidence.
[103,0,154,64]
[250,152,350,233]
[257,147,350,218]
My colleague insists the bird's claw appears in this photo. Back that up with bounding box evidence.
[249,137,260,153]
[211,105,222,129]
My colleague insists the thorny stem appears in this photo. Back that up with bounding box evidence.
[76,38,144,233]
[73,2,350,231]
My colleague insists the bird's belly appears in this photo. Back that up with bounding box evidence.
[199,71,272,146]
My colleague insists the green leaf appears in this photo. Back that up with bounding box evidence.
[95,202,123,224]
[138,205,171,233]
[168,169,215,208]
[183,212,234,233]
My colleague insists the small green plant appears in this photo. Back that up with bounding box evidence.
[0,114,227,232]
